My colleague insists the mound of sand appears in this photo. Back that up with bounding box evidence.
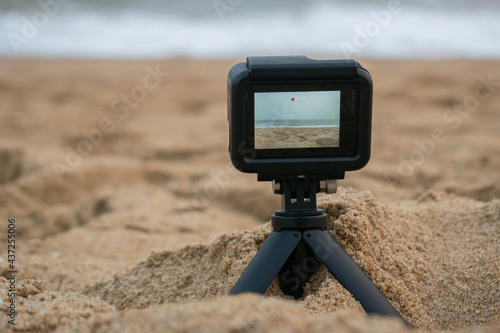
[1,189,499,332]
[86,188,499,331]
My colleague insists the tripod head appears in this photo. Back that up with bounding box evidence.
[270,177,332,231]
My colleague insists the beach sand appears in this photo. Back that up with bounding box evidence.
[0,58,499,332]
[255,126,339,149]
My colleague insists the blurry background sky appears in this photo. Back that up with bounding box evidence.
[1,0,499,59]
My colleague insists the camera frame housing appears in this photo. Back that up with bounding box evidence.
[228,56,372,181]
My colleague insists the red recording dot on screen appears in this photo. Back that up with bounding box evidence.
[291,98,295,101]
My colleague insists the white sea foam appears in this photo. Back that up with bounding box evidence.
[0,0,499,59]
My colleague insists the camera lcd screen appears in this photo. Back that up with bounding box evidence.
[254,91,341,150]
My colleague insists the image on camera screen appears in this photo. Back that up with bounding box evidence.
[254,91,340,149]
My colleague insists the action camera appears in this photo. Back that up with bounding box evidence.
[228,55,372,181]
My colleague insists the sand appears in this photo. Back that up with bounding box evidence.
[0,58,499,332]
[255,127,339,149]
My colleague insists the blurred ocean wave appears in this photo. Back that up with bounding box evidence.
[1,0,499,58]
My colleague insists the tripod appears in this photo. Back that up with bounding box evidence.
[229,178,406,323]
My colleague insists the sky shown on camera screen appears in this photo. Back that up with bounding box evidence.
[255,91,340,128]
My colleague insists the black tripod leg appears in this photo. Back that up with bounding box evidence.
[303,229,407,322]
[229,230,301,295]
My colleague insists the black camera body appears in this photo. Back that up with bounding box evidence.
[228,56,372,181]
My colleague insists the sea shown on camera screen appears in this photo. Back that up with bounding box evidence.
[254,91,340,149]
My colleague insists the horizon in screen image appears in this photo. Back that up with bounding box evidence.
[254,91,340,149]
